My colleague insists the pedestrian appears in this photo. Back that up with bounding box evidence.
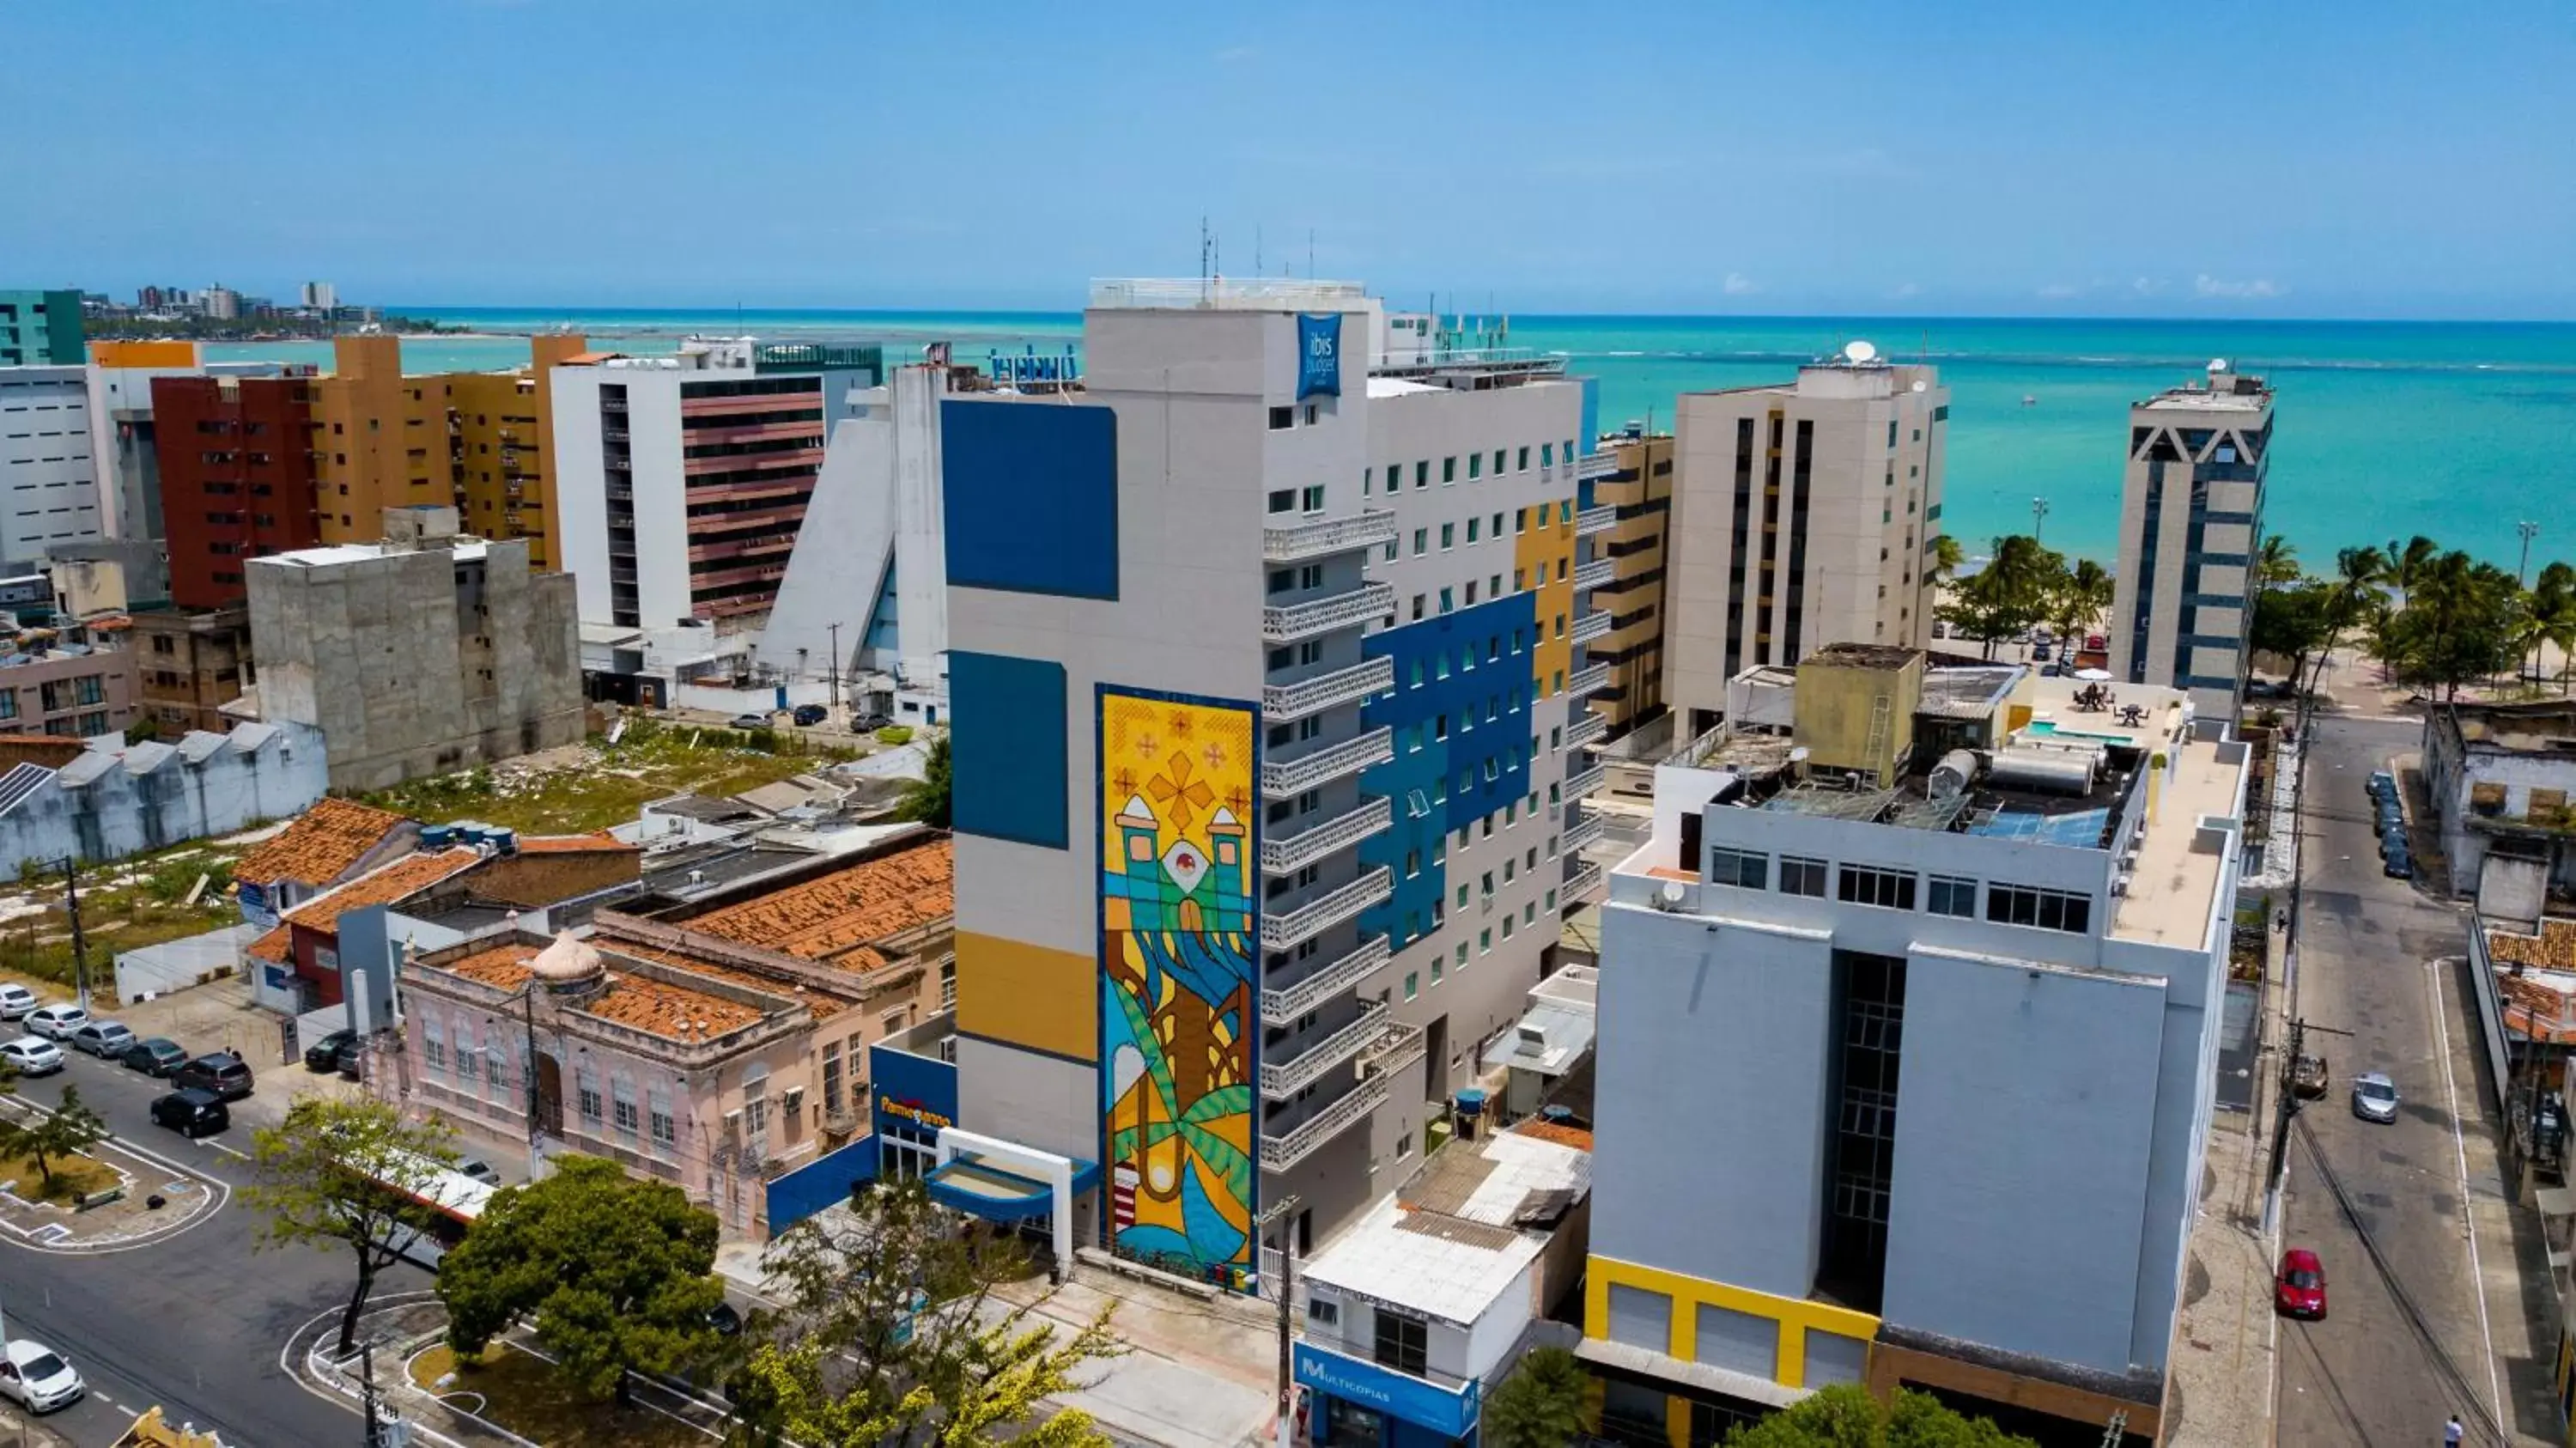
[2445,1413,2465,1445]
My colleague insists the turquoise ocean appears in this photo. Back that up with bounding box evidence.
[207,310,2576,572]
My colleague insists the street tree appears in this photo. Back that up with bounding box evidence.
[2534,561,2576,692]
[244,1095,460,1354]
[2249,578,2339,692]
[2048,557,2114,644]
[2379,533,2441,608]
[439,1154,728,1405]
[2254,533,2300,594]
[1925,534,1965,591]
[1937,536,2057,659]
[2388,551,2524,699]
[1481,1346,1588,1448]
[727,1177,1121,1448]
[1723,1384,2036,1447]
[897,734,952,828]
[6,1084,106,1193]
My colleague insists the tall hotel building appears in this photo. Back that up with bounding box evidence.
[936,279,1615,1275]
[1663,350,1947,733]
[2107,365,2272,720]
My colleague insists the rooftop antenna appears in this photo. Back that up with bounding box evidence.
[1308,228,1315,279]
[1199,216,1211,285]
[1255,225,1263,277]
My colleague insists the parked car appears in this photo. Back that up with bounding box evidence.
[174,1051,254,1102]
[150,1087,230,1139]
[0,1037,64,1077]
[0,1340,84,1415]
[2352,1072,2400,1123]
[1930,619,1952,639]
[2366,770,2395,800]
[304,1028,357,1072]
[791,703,829,727]
[2292,1053,2329,1099]
[706,1302,743,1337]
[22,1004,87,1041]
[121,1037,189,1076]
[729,712,774,731]
[2379,824,2406,858]
[457,1159,502,1186]
[852,712,894,732]
[68,1021,135,1059]
[0,984,35,1020]
[2385,843,2415,880]
[2275,1248,2327,1318]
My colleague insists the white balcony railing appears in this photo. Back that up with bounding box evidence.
[1563,811,1607,853]
[1571,609,1613,644]
[1262,727,1392,800]
[1577,451,1620,481]
[1261,933,1391,1025]
[1358,1018,1426,1080]
[1566,662,1612,697]
[1261,999,1389,1100]
[1265,657,1394,721]
[1260,1072,1389,1171]
[1562,858,1605,903]
[1263,581,1394,642]
[1261,796,1392,875]
[1260,866,1393,952]
[1577,504,1619,536]
[1264,510,1398,563]
[1574,557,1616,592]
[1562,709,1608,750]
[1564,764,1607,800]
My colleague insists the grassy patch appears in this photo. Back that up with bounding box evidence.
[0,1149,119,1205]
[358,721,864,837]
[0,841,246,989]
[410,1343,710,1448]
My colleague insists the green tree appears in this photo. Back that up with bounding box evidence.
[2387,551,2524,699]
[2379,533,2441,609]
[245,1095,460,1353]
[439,1154,727,1405]
[2533,561,2576,692]
[1937,537,2057,660]
[1924,534,1965,591]
[896,733,952,828]
[2253,533,2300,594]
[1481,1346,1589,1448]
[2047,557,2114,644]
[728,1177,1121,1448]
[6,1084,106,1193]
[2248,578,2339,694]
[1724,1384,2036,1447]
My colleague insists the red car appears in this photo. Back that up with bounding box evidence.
[2275,1248,2326,1318]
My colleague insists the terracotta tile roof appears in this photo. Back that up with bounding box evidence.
[515,832,638,855]
[246,925,291,964]
[1511,1118,1595,1152]
[683,837,951,971]
[2489,918,2576,972]
[235,799,410,888]
[430,939,769,1042]
[283,848,486,939]
[608,940,853,1020]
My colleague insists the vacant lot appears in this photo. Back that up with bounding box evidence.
[361,721,865,837]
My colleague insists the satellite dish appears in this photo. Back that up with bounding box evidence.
[1843,339,1879,365]
[1660,880,1687,907]
[2208,357,2228,374]
[1911,379,1929,392]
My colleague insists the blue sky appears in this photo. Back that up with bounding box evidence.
[9,3,2572,317]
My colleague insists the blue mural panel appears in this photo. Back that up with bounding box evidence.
[950,651,1069,849]
[942,399,1120,599]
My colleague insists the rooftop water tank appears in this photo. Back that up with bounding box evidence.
[1929,749,1981,799]
[1989,746,2099,795]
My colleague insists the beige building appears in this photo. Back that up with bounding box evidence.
[2108,365,2272,720]
[1663,348,1947,734]
[1583,427,1674,741]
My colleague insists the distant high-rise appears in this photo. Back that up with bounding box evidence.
[0,290,84,367]
[299,281,338,312]
[0,364,106,565]
[2108,364,2273,719]
[1662,348,1947,734]
[199,286,241,322]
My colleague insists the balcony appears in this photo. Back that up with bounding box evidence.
[1261,999,1389,1101]
[1260,1071,1388,1172]
[1262,727,1392,800]
[1571,609,1613,645]
[602,428,629,442]
[1566,662,1612,697]
[1358,1018,1427,1080]
[600,399,628,414]
[1562,709,1608,751]
[1577,452,1619,481]
[1264,509,1397,563]
[1261,796,1392,876]
[1264,656,1394,721]
[1563,858,1605,903]
[1564,764,1607,800]
[1261,934,1391,1026]
[1563,810,1607,854]
[1574,557,1616,592]
[1263,581,1394,643]
[1577,504,1619,536]
[1260,866,1393,952]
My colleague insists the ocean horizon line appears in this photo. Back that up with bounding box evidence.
[396,303,2576,330]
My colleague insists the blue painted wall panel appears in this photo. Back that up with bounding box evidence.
[942,399,1120,599]
[766,1138,880,1234]
[950,651,1069,849]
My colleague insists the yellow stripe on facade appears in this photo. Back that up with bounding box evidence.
[1583,1253,1880,1390]
[954,929,1097,1062]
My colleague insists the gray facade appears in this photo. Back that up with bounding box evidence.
[247,507,582,791]
[0,721,328,874]
[2109,366,2273,720]
[0,365,106,567]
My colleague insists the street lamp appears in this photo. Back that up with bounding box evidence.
[2030,496,2050,545]
[2518,520,2541,586]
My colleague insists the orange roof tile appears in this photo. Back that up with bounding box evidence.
[515,832,638,855]
[683,838,952,971]
[246,925,292,964]
[283,848,485,938]
[430,939,769,1042]
[609,940,853,1019]
[235,799,410,889]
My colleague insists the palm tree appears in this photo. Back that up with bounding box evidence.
[2326,544,2387,684]
[2530,561,2576,694]
[2379,534,2440,609]
[2254,534,2300,595]
[2050,557,2114,643]
[1925,534,1965,589]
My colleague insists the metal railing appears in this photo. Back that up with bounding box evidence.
[1259,866,1392,951]
[1264,510,1398,563]
[1261,999,1389,1101]
[1571,609,1613,644]
[1259,1071,1389,1171]
[1576,504,1619,535]
[1260,796,1392,875]
[1562,859,1605,903]
[1264,656,1393,721]
[1091,277,1367,311]
[1262,581,1394,642]
[1358,1017,1426,1080]
[1262,727,1392,799]
[1562,709,1608,750]
[1577,451,1619,481]
[1574,557,1616,592]
[1564,764,1607,800]
[1261,934,1391,1025]
[1563,811,1607,853]
[1566,662,1612,697]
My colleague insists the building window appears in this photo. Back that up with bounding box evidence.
[576,1067,603,1123]
[1926,875,1978,918]
[1269,406,1293,430]
[1708,847,1767,889]
[648,1085,677,1150]
[1372,1310,1430,1377]
[422,1013,447,1071]
[1302,484,1325,514]
[1779,855,1827,897]
[611,1074,640,1137]
[1837,864,1917,910]
[1986,883,2092,934]
[1267,490,1293,514]
[1308,1296,1340,1328]
[1404,971,1419,1001]
[822,1041,846,1115]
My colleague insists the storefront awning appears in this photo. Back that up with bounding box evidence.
[925,1150,1099,1223]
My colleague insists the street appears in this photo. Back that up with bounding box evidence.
[0,1043,402,1446]
[2274,711,2530,1445]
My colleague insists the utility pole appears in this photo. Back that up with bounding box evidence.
[2266,1015,2354,1222]
[2031,496,2050,545]
[828,621,843,717]
[1257,1194,1303,1448]
[360,1338,379,1448]
[2518,520,2541,587]
[59,856,89,1013]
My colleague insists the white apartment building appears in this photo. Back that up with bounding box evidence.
[2108,364,2272,720]
[0,365,106,568]
[927,278,1613,1291]
[1664,348,1947,734]
[1583,644,2247,1442]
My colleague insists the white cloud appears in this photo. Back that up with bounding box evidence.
[2036,283,2083,300]
[2195,274,2285,300]
[2132,277,2166,295]
[1723,272,1760,296]
[1889,282,1922,300]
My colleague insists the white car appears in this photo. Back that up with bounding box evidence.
[0,1037,64,1076]
[0,983,35,1020]
[0,1339,83,1414]
[22,1004,87,1041]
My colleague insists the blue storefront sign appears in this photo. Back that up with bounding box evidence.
[988,344,1082,388]
[1295,1342,1479,1442]
[1297,313,1342,399]
[869,1041,959,1139]
[237,879,277,930]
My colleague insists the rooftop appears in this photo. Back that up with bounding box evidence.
[233,798,409,887]
[1303,1125,1589,1328]
[2444,699,2576,757]
[2136,368,2272,413]
[282,847,486,937]
[1086,277,1368,312]
[251,538,491,569]
[435,939,773,1043]
[2108,731,2247,945]
[678,836,952,971]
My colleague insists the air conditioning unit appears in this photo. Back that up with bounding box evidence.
[722,1108,744,1145]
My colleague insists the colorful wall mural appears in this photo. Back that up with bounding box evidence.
[1099,687,1260,1291]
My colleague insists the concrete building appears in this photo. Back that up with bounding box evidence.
[129,605,252,737]
[1581,646,2247,1443]
[246,505,582,790]
[0,291,84,367]
[0,636,137,739]
[0,721,326,874]
[0,365,106,566]
[230,794,416,928]
[300,282,337,312]
[199,286,240,322]
[932,277,1605,1292]
[1585,425,1675,742]
[1663,348,1948,733]
[2108,364,2272,719]
[149,371,323,609]
[2423,698,2576,922]
[85,339,285,543]
[448,337,589,570]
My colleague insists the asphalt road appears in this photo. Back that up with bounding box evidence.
[2274,712,2506,1445]
[0,1046,405,1446]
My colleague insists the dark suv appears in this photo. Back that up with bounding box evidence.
[174,1051,255,1102]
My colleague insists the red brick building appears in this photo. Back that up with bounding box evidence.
[149,373,322,610]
